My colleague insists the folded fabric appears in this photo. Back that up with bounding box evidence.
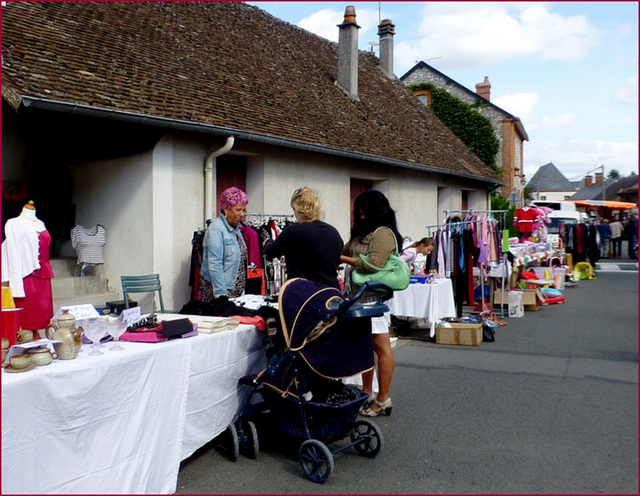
[231,315,265,331]
[120,330,166,343]
[194,317,240,334]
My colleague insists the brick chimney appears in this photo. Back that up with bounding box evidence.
[475,76,491,101]
[377,18,395,78]
[584,174,593,187]
[337,5,360,100]
[594,171,603,186]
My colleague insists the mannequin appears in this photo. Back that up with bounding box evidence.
[1,201,54,331]
[70,224,106,293]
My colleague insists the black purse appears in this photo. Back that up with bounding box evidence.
[482,324,496,342]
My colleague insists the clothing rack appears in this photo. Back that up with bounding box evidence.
[428,210,509,318]
[246,213,295,221]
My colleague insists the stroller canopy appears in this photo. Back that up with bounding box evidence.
[278,278,374,380]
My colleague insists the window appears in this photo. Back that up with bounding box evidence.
[413,89,431,106]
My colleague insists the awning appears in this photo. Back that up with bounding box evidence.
[571,200,637,209]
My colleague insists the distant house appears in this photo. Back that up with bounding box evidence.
[401,62,528,205]
[525,162,578,202]
[570,173,638,205]
[2,2,500,310]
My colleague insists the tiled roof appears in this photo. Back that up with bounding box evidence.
[401,61,529,141]
[1,1,499,183]
[526,162,576,191]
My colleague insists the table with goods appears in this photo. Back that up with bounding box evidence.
[1,310,266,494]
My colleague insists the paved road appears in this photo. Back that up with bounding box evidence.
[177,268,638,494]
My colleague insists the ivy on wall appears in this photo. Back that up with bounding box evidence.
[408,83,501,177]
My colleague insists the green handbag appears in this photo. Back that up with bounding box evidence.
[352,228,410,291]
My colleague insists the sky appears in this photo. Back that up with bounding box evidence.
[249,1,638,183]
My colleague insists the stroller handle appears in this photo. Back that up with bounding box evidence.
[324,281,393,322]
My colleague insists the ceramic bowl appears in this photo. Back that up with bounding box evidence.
[28,347,53,366]
[9,353,32,369]
[16,330,33,343]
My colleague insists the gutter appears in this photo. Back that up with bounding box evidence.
[20,96,503,186]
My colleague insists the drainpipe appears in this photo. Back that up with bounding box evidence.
[204,136,235,226]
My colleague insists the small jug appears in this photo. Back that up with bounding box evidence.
[45,309,83,360]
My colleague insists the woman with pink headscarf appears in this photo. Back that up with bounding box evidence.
[200,187,249,301]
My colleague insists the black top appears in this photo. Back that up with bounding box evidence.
[264,220,344,289]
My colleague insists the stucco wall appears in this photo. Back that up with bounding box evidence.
[4,120,490,311]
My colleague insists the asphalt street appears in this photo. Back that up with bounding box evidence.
[177,258,638,494]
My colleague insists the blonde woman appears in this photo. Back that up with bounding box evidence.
[264,186,343,289]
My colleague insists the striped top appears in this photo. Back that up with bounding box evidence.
[71,224,106,264]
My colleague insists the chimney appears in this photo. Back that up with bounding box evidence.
[377,18,395,78]
[475,76,491,101]
[337,5,360,100]
[584,174,593,188]
[594,171,603,186]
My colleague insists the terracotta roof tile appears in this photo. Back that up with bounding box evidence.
[2,1,499,182]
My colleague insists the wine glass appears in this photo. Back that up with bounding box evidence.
[107,315,127,351]
[85,317,107,355]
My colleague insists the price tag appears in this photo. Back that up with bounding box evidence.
[121,307,142,326]
[52,304,100,322]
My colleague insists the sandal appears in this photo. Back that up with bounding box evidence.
[359,392,377,414]
[360,397,393,417]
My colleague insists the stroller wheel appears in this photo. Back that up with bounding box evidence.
[220,423,239,462]
[298,439,334,484]
[239,420,259,459]
[350,419,384,458]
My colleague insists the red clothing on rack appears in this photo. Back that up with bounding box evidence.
[514,207,539,234]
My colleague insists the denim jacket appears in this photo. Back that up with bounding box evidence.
[201,214,246,296]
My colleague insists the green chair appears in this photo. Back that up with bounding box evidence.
[121,274,166,313]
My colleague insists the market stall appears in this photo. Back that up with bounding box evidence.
[1,322,265,495]
[387,278,456,337]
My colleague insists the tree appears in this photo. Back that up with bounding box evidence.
[607,169,620,180]
[407,83,500,176]
[490,194,519,237]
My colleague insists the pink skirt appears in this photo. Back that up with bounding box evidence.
[14,274,53,331]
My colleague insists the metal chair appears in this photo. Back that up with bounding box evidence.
[121,274,166,313]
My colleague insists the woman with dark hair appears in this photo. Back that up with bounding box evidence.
[340,190,402,417]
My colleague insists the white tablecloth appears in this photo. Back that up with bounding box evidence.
[1,323,265,494]
[387,278,456,337]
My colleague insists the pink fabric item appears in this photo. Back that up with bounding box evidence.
[231,315,266,331]
[120,331,167,343]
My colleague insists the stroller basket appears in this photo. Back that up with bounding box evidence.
[261,386,368,443]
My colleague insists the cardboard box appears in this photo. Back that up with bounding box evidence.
[494,289,537,311]
[436,323,482,346]
[521,289,538,310]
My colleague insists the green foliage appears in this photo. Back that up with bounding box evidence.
[607,169,620,180]
[491,194,519,237]
[523,185,535,202]
[408,83,500,176]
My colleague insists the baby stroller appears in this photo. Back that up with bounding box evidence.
[226,278,393,483]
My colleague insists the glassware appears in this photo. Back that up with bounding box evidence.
[107,315,127,351]
[84,317,107,355]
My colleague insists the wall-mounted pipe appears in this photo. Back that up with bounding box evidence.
[204,136,235,227]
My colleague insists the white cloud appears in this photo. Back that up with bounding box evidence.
[297,7,381,44]
[492,92,538,120]
[400,2,601,72]
[614,76,638,106]
[524,138,638,180]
